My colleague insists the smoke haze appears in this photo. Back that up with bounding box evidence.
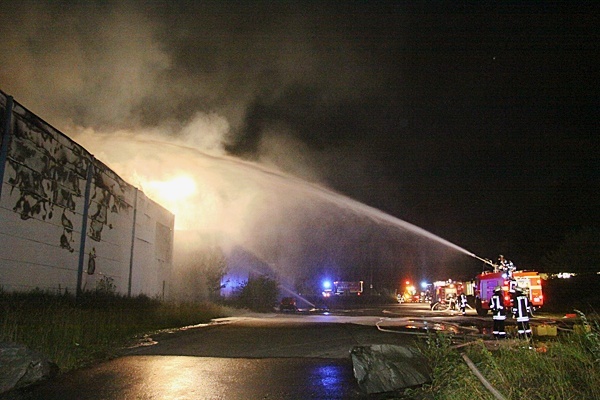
[2,1,597,283]
[1,1,395,191]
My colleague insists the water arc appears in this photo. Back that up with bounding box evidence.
[74,133,482,294]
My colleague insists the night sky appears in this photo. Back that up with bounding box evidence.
[1,1,598,282]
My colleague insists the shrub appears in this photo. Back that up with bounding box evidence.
[235,275,279,312]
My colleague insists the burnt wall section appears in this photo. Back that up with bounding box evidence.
[0,90,174,297]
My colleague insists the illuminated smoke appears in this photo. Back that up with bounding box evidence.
[1,1,476,290]
[71,120,472,292]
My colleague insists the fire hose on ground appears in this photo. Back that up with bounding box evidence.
[375,319,508,399]
[461,352,507,400]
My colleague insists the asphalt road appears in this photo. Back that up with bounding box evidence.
[1,303,479,400]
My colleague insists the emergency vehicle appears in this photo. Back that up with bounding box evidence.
[474,270,544,316]
[333,280,363,296]
[398,281,420,303]
[431,280,465,309]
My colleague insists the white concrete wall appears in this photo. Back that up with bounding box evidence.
[0,90,174,297]
[129,192,174,298]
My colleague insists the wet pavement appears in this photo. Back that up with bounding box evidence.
[1,304,502,399]
[2,315,418,400]
[4,356,364,400]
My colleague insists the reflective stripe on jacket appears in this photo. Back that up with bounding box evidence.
[513,295,530,322]
[489,294,506,320]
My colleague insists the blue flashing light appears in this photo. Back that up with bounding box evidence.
[322,280,332,289]
[421,281,428,289]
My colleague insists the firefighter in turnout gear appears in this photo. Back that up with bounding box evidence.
[498,254,516,278]
[489,286,506,339]
[512,287,532,338]
[458,292,468,316]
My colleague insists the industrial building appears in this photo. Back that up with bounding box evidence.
[0,90,174,298]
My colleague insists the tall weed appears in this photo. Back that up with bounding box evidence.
[0,290,231,371]
[408,333,494,400]
[409,316,600,400]
[574,309,600,363]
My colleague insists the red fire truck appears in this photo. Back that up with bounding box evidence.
[474,270,544,316]
[430,280,465,310]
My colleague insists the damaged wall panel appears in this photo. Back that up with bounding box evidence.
[0,90,174,298]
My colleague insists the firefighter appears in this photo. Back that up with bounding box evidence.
[498,254,516,278]
[489,285,506,339]
[458,292,468,316]
[447,293,457,310]
[512,287,532,339]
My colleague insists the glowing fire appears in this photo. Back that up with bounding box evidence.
[141,176,198,227]
[145,176,197,203]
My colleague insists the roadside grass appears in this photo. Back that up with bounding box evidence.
[407,313,600,400]
[0,290,232,371]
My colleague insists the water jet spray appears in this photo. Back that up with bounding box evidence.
[75,133,497,294]
[467,253,496,268]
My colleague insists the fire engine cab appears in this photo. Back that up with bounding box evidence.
[474,269,544,316]
[431,280,465,309]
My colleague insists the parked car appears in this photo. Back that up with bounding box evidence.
[280,297,297,312]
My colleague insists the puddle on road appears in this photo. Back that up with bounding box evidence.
[377,318,486,335]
